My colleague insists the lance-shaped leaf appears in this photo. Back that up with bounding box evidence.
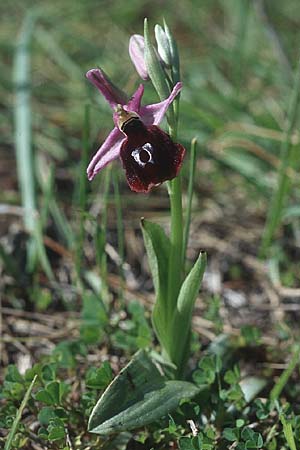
[170,252,207,373]
[141,219,171,352]
[88,350,200,435]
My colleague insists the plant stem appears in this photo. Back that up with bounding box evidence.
[167,124,183,318]
[183,138,197,266]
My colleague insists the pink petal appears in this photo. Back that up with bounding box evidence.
[129,35,149,80]
[126,84,145,112]
[87,127,125,180]
[140,82,182,126]
[86,69,128,109]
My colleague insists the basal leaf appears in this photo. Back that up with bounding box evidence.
[141,219,171,350]
[141,219,170,296]
[88,350,199,435]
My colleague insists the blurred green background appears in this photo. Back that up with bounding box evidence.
[1,0,300,199]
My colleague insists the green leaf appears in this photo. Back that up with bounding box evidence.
[227,384,244,402]
[35,389,54,406]
[141,219,170,297]
[254,399,271,420]
[38,407,57,426]
[46,381,68,404]
[241,427,255,442]
[37,406,67,427]
[38,427,48,439]
[223,427,239,442]
[236,419,245,428]
[141,219,171,351]
[224,365,240,385]
[5,365,23,383]
[178,437,194,450]
[241,325,261,345]
[193,355,220,385]
[80,292,107,344]
[88,350,199,435]
[41,364,57,382]
[169,252,207,371]
[242,429,263,449]
[35,381,69,405]
[85,362,113,390]
[47,418,65,441]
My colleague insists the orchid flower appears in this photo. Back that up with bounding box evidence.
[86,68,185,193]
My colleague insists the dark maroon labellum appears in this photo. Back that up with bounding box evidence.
[119,117,185,193]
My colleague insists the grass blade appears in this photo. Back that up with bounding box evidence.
[75,104,90,275]
[280,414,297,450]
[113,170,125,289]
[95,167,112,305]
[270,345,300,401]
[38,163,74,249]
[14,12,54,279]
[4,375,37,450]
[260,57,300,257]
[13,12,36,235]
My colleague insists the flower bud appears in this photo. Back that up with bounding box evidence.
[154,24,172,67]
[129,34,149,80]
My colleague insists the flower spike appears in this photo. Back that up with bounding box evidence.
[86,67,185,191]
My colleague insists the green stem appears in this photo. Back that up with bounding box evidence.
[183,138,197,266]
[167,115,183,326]
[167,125,183,319]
